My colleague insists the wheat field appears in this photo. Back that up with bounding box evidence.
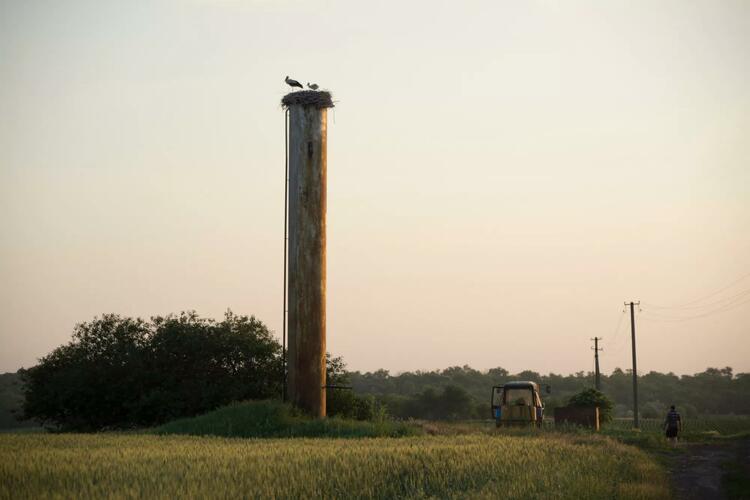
[0,432,668,499]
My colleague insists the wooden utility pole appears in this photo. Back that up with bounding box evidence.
[591,337,602,391]
[625,301,640,428]
[283,90,333,418]
[282,110,289,402]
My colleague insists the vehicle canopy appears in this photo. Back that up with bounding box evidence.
[492,381,544,408]
[503,381,540,390]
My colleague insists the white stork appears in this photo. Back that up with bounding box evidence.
[285,76,303,90]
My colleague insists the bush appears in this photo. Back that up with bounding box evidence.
[640,401,665,419]
[567,388,614,423]
[378,385,478,421]
[21,311,282,431]
[153,400,420,438]
[325,355,385,421]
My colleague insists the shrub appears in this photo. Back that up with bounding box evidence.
[325,355,384,421]
[567,388,614,423]
[640,401,665,419]
[21,311,282,431]
[153,400,420,438]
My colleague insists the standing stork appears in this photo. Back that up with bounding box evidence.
[285,76,303,90]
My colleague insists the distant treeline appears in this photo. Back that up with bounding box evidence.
[3,363,748,428]
[348,365,750,420]
[2,309,748,429]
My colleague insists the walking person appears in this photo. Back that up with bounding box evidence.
[664,405,682,447]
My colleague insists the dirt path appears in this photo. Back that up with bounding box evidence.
[670,440,749,500]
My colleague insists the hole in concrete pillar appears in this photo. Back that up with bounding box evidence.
[307,142,313,159]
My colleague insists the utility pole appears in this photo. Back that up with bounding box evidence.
[283,90,334,418]
[282,109,290,403]
[591,337,603,391]
[625,301,640,429]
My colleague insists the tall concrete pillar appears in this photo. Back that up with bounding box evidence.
[283,91,333,417]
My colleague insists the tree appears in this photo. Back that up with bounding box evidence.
[439,385,473,420]
[326,354,379,420]
[568,388,614,423]
[21,311,281,431]
[347,364,749,421]
[21,314,151,430]
[141,311,282,424]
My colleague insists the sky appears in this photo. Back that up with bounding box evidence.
[1,0,748,376]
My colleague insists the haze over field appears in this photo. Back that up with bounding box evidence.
[1,0,748,376]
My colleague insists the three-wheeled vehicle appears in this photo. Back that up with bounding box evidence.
[491,381,550,427]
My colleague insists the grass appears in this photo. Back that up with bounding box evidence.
[152,400,419,438]
[4,406,745,499]
[600,416,750,455]
[609,416,750,437]
[0,432,669,499]
[0,426,45,434]
[722,448,750,500]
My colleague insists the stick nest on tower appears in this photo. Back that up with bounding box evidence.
[282,90,334,109]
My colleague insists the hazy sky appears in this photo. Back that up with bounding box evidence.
[1,0,748,376]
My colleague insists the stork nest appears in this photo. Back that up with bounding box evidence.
[281,90,334,109]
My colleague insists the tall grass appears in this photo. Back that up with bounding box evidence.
[609,416,750,435]
[0,432,668,499]
[152,400,418,438]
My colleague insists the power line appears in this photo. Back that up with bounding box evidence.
[641,295,750,322]
[604,310,629,356]
[643,272,750,310]
[642,287,750,311]
[610,309,626,345]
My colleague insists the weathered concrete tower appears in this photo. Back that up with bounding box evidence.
[282,90,333,418]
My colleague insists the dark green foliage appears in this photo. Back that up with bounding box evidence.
[153,400,420,438]
[21,315,152,431]
[640,401,664,419]
[411,385,475,420]
[723,452,750,500]
[0,373,36,429]
[20,311,281,431]
[142,311,281,424]
[326,355,383,421]
[328,390,384,421]
[11,321,749,431]
[349,365,749,421]
[567,388,614,423]
[377,385,478,420]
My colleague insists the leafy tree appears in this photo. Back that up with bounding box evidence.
[641,401,665,419]
[326,354,380,420]
[439,385,474,420]
[140,311,282,424]
[0,373,35,429]
[21,311,281,431]
[567,388,614,423]
[21,315,151,430]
